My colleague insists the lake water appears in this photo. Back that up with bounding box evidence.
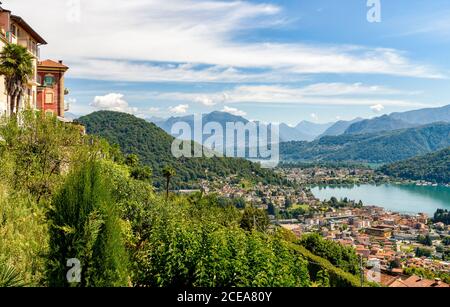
[311,184,450,215]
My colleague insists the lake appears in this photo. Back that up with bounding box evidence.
[311,184,450,215]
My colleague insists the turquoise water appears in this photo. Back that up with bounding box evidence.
[311,184,450,215]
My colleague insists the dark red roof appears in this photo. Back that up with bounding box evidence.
[38,59,69,70]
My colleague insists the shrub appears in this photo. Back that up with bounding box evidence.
[46,161,129,287]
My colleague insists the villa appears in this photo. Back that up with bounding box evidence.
[0,6,69,118]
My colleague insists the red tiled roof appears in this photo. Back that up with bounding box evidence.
[38,60,69,70]
[390,276,450,288]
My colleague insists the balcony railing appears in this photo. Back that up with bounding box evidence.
[17,38,39,57]
[6,31,17,44]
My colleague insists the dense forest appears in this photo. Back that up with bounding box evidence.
[379,147,450,184]
[77,111,288,189]
[281,123,450,163]
[0,111,364,287]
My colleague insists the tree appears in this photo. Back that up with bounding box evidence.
[0,261,26,287]
[240,206,270,232]
[0,44,34,116]
[46,161,129,287]
[162,165,176,200]
[417,234,433,247]
[130,165,152,183]
[125,154,139,167]
[415,247,432,258]
[442,237,450,246]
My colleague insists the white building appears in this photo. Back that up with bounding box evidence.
[0,6,47,116]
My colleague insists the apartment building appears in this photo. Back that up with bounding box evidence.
[37,59,69,118]
[0,6,47,116]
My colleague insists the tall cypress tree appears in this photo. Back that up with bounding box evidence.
[46,161,128,287]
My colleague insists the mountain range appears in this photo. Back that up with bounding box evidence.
[344,105,450,135]
[77,111,287,189]
[149,104,450,142]
[281,122,450,163]
[319,118,364,137]
[149,112,334,142]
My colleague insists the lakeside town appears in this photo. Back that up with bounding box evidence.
[279,165,450,187]
[0,3,449,290]
[195,166,450,287]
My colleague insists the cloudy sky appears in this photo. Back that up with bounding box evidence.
[7,0,450,124]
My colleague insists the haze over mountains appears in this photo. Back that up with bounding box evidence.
[148,104,450,142]
[150,111,335,142]
[75,103,450,170]
[344,104,450,135]
[77,111,285,188]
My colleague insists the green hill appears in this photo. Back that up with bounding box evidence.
[379,147,450,184]
[344,115,415,135]
[77,111,286,188]
[281,123,450,163]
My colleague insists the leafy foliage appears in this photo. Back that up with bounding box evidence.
[433,209,450,225]
[380,147,450,184]
[281,123,450,163]
[127,194,311,287]
[0,44,34,116]
[299,233,360,275]
[46,161,129,287]
[0,261,26,287]
[0,111,365,288]
[0,111,85,200]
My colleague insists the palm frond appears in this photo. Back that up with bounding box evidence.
[0,262,26,287]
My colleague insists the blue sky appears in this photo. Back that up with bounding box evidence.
[8,0,450,124]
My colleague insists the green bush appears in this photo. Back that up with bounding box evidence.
[46,161,129,287]
[130,196,310,287]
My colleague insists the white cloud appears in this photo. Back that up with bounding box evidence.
[153,83,428,107]
[310,113,319,121]
[6,0,445,81]
[195,96,217,107]
[90,93,137,113]
[370,104,385,113]
[222,106,247,117]
[148,107,160,113]
[169,104,189,114]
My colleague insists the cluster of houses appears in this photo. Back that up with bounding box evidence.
[0,6,69,119]
[202,178,317,208]
[278,205,450,286]
[279,166,386,185]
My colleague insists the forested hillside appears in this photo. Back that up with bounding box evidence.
[78,111,287,188]
[281,123,450,163]
[0,111,363,287]
[380,147,450,184]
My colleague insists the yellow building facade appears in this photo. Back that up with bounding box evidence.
[0,7,47,116]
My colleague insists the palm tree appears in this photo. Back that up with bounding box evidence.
[0,44,34,116]
[162,165,176,200]
[0,261,26,287]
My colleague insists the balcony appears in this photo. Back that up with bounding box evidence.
[6,31,17,44]
[17,38,39,57]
